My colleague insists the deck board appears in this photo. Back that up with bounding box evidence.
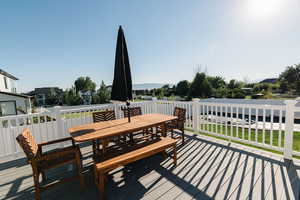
[0,131,300,200]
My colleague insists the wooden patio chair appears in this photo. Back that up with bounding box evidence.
[16,128,85,200]
[158,107,186,144]
[121,106,153,143]
[122,106,142,118]
[92,110,119,154]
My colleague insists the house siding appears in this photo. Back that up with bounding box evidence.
[0,74,17,93]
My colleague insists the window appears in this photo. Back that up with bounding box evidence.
[3,77,8,89]
[0,101,17,116]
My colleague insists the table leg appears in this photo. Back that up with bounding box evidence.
[162,123,167,137]
[130,133,134,145]
[92,140,97,155]
[96,139,101,151]
[102,139,109,155]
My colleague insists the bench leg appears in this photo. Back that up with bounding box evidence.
[98,173,106,200]
[162,150,168,159]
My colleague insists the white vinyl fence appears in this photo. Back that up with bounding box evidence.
[0,100,299,161]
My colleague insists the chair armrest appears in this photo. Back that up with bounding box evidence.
[38,137,75,147]
[36,146,80,162]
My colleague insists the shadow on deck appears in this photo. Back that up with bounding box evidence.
[1,132,300,200]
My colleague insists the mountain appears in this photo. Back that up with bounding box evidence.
[132,83,166,90]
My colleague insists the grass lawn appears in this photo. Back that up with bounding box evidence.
[186,123,300,157]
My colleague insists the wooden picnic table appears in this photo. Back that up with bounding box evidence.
[68,113,177,154]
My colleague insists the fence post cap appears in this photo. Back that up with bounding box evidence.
[284,100,298,106]
[192,98,200,102]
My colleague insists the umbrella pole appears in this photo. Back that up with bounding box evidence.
[126,101,131,122]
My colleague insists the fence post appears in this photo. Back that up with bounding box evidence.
[114,103,121,119]
[53,106,64,141]
[152,97,158,113]
[192,99,199,132]
[284,100,297,160]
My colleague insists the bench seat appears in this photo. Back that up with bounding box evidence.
[94,137,177,199]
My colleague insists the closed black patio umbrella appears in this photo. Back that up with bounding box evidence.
[111,26,133,122]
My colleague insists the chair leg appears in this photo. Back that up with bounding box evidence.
[32,168,41,200]
[41,171,47,182]
[173,144,177,165]
[181,128,185,145]
[75,151,85,190]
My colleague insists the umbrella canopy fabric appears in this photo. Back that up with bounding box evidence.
[111,26,133,102]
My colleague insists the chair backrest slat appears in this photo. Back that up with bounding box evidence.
[93,110,116,123]
[16,128,38,161]
[174,107,186,122]
[122,107,142,118]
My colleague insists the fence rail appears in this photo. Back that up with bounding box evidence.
[0,100,299,161]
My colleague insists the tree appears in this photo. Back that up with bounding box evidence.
[227,79,243,90]
[279,64,300,94]
[207,76,226,89]
[253,83,270,94]
[63,87,82,105]
[93,81,110,104]
[279,81,289,93]
[158,89,164,99]
[189,72,212,98]
[74,77,96,93]
[214,87,228,98]
[176,80,190,97]
[230,88,246,98]
[161,84,172,96]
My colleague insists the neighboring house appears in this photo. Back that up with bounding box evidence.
[78,90,92,105]
[0,69,17,93]
[0,69,32,117]
[260,78,278,84]
[27,87,64,106]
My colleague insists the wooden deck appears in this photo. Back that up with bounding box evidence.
[1,131,300,200]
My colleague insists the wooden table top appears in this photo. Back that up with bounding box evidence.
[69,113,177,142]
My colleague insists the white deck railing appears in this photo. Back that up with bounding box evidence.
[0,100,299,161]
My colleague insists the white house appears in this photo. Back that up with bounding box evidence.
[0,69,32,117]
[0,69,17,93]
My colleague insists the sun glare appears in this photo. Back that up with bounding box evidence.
[245,0,284,20]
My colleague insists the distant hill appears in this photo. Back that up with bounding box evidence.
[133,83,166,90]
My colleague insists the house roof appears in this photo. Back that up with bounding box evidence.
[0,69,18,80]
[27,87,63,96]
[0,91,32,99]
[260,78,278,84]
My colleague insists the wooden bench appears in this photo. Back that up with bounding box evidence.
[94,137,177,199]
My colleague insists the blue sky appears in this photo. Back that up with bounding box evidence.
[1,0,300,92]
